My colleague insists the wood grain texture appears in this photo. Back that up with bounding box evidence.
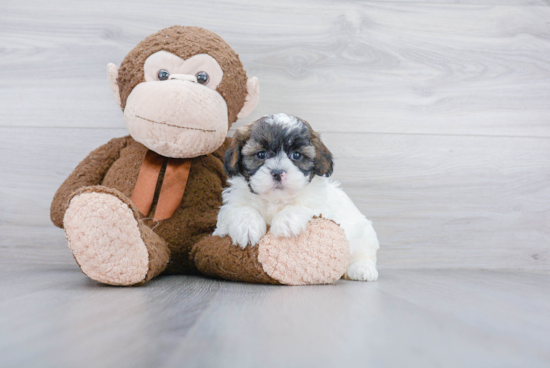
[1,2,550,366]
[0,267,549,368]
[373,0,550,4]
[1,127,549,270]
[1,0,550,137]
[0,2,548,273]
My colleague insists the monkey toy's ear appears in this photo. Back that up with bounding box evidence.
[107,63,122,108]
[237,77,260,119]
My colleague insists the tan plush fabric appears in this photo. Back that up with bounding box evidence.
[117,26,247,126]
[107,63,121,107]
[236,77,259,119]
[258,218,350,286]
[123,79,229,158]
[64,186,170,286]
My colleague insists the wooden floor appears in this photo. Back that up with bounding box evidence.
[1,0,549,366]
[0,264,549,368]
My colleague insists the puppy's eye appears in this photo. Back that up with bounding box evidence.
[291,152,302,160]
[257,151,266,159]
[157,69,170,81]
[195,71,209,85]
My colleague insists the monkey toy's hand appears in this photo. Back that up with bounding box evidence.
[269,206,312,239]
[195,217,349,286]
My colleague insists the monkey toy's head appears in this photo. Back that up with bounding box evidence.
[107,26,259,158]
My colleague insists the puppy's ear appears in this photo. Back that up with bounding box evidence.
[298,117,334,177]
[224,125,252,177]
[312,132,334,177]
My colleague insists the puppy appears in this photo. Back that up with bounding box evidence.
[213,113,379,281]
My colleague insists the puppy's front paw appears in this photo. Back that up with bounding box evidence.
[345,260,378,282]
[227,209,267,248]
[270,207,311,238]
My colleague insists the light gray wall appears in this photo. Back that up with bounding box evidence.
[1,0,549,271]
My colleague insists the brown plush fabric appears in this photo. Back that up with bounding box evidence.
[50,26,264,285]
[52,136,231,275]
[50,135,134,228]
[141,220,171,283]
[66,186,170,285]
[190,235,280,284]
[117,26,248,126]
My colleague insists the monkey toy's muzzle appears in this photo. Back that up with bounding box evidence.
[124,80,229,158]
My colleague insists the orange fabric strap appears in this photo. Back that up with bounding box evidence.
[131,150,165,217]
[154,158,192,221]
[131,150,192,221]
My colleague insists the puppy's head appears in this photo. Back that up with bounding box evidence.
[224,113,333,200]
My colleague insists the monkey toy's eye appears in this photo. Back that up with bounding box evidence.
[292,152,302,160]
[157,69,170,81]
[257,151,266,159]
[195,71,209,85]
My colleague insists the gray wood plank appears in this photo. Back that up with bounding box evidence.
[1,127,549,271]
[326,132,550,271]
[1,1,549,137]
[168,270,550,368]
[0,268,548,368]
[0,269,222,368]
[2,2,550,368]
[372,0,550,4]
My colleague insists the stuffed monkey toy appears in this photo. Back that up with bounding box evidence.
[51,26,349,286]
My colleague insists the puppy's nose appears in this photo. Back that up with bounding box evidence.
[271,169,285,182]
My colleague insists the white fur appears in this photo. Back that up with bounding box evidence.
[263,113,302,130]
[213,175,380,281]
[250,151,310,202]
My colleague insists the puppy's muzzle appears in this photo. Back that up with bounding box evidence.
[271,169,285,182]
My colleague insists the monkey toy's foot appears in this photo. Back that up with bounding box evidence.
[63,186,170,286]
[192,217,349,285]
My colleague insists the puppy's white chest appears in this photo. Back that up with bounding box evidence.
[262,202,288,225]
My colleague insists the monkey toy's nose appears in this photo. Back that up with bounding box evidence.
[271,169,285,182]
[168,74,198,83]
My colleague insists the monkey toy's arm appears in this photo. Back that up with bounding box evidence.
[50,136,133,228]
